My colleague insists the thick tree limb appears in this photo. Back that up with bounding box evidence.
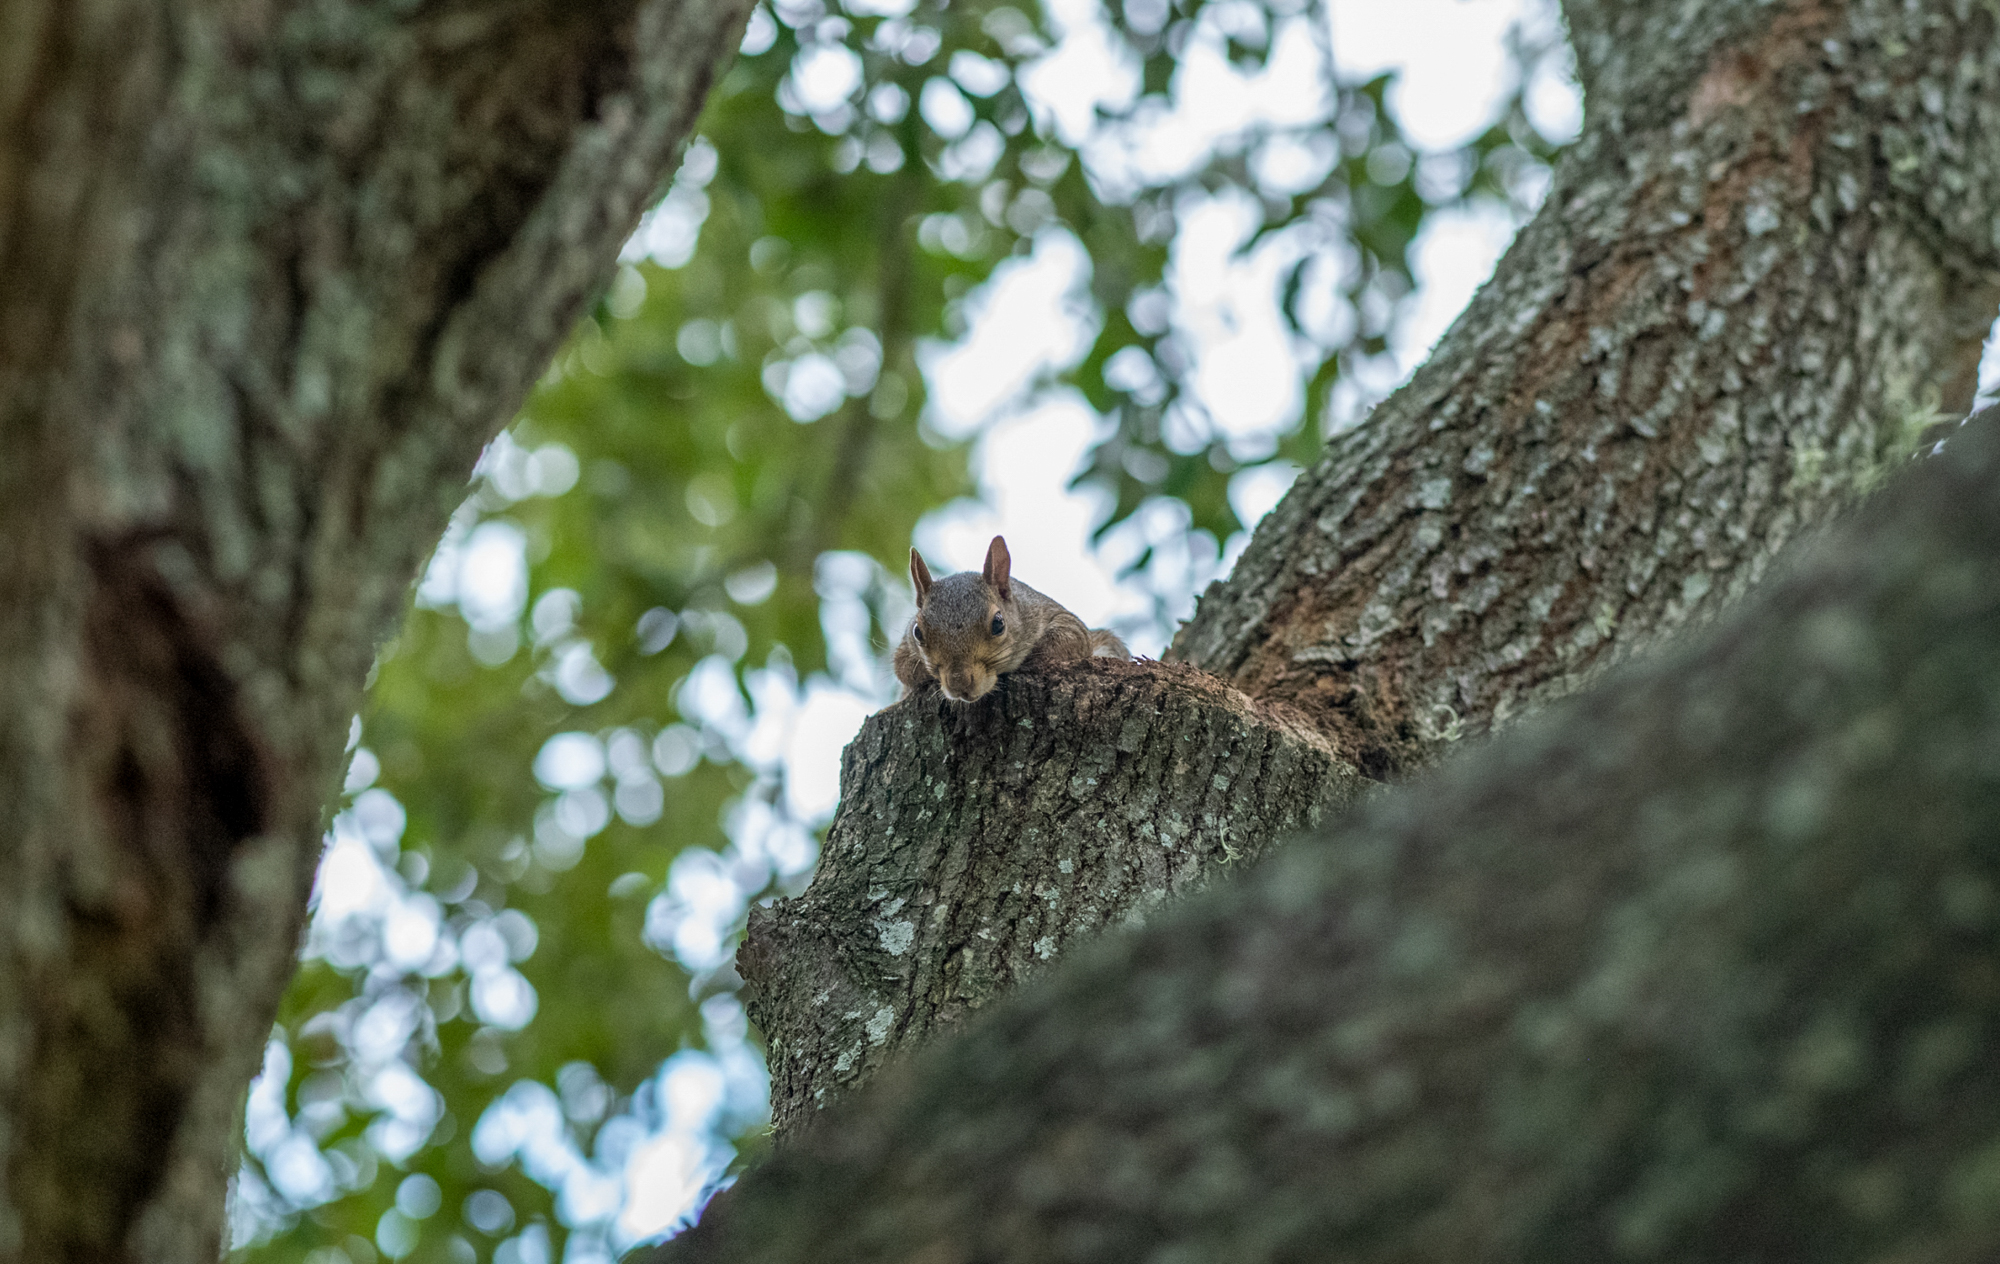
[654,405,2000,1259]
[1175,0,2000,778]
[738,0,2000,1135]
[743,661,1356,1139]
[0,3,749,1259]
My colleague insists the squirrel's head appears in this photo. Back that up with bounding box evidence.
[908,536,1015,702]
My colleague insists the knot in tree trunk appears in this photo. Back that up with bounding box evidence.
[740,657,1359,1141]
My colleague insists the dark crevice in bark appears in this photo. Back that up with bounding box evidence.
[84,536,277,902]
[11,537,281,1262]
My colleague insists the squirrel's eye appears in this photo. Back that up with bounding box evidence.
[913,624,925,644]
[989,614,1005,636]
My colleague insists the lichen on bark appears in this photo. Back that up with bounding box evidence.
[737,0,2000,1143]
[743,659,1357,1141]
[1172,0,2000,778]
[0,1,751,1258]
[649,399,2000,1264]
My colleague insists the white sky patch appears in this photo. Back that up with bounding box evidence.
[1172,191,1314,446]
[381,894,442,973]
[1328,0,1530,150]
[1524,42,1584,142]
[784,682,873,821]
[479,431,582,503]
[772,352,848,422]
[919,76,976,139]
[1082,14,1331,193]
[1393,201,1522,374]
[1018,0,1141,146]
[311,822,395,922]
[919,229,1097,435]
[620,1134,719,1243]
[455,521,529,634]
[615,1007,764,1244]
[535,732,607,791]
[1228,460,1303,527]
[790,43,863,113]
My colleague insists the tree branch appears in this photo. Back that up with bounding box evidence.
[1173,0,2000,778]
[652,403,2000,1260]
[732,0,2000,1144]
[744,661,1356,1138]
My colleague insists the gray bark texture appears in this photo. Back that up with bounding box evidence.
[0,3,747,1261]
[652,391,2000,1262]
[730,0,2000,1149]
[1175,0,2000,779]
[742,661,1358,1138]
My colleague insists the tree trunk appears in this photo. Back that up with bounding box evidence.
[652,401,2000,1262]
[733,0,2000,1142]
[0,3,747,1260]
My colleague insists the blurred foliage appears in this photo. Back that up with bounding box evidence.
[233,1,1572,1261]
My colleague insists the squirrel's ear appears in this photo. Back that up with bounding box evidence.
[909,548,933,601]
[983,535,1012,601]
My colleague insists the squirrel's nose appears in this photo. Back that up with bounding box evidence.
[943,670,990,701]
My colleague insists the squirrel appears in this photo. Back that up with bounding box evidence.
[893,535,1128,702]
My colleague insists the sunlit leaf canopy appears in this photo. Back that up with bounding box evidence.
[230,1,1573,1260]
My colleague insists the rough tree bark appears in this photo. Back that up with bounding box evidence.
[655,406,2000,1264]
[1176,0,2000,777]
[742,663,1357,1138]
[0,4,747,1260]
[733,0,2000,1147]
